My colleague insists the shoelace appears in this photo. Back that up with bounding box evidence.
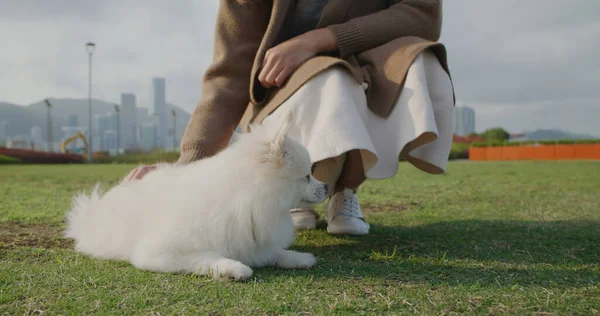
[336,194,363,219]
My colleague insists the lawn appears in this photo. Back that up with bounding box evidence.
[1,161,599,314]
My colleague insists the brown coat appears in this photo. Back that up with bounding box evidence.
[178,0,454,164]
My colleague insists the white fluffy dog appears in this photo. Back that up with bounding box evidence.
[64,113,328,280]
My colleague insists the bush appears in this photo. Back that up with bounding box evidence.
[574,139,600,144]
[501,140,525,147]
[449,142,469,160]
[488,141,505,147]
[0,154,21,164]
[519,141,536,146]
[555,139,574,145]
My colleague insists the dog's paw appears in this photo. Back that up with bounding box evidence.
[276,250,317,269]
[292,252,317,269]
[212,260,253,280]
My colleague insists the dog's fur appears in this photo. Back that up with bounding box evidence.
[64,113,327,280]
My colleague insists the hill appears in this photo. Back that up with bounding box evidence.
[522,129,596,141]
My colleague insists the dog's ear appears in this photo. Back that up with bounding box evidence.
[270,110,292,156]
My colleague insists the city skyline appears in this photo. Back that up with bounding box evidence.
[0,76,191,152]
[1,2,599,137]
[88,77,186,152]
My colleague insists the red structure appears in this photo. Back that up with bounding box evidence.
[0,148,84,164]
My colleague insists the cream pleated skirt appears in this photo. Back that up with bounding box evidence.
[263,49,455,180]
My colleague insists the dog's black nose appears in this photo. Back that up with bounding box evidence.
[323,184,329,194]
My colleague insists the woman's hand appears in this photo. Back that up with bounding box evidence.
[258,28,337,89]
[123,165,158,182]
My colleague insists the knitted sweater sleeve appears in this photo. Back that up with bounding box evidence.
[177,0,270,164]
[326,0,442,58]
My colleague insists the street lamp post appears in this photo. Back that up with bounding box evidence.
[171,109,177,151]
[114,104,120,154]
[86,42,95,162]
[44,99,53,152]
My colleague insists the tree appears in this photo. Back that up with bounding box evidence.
[481,128,510,142]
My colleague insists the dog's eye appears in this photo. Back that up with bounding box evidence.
[305,174,310,182]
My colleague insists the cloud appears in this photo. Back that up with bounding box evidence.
[0,1,218,108]
[1,1,599,136]
[441,1,600,106]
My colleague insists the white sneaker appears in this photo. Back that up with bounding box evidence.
[326,189,370,235]
[290,208,318,230]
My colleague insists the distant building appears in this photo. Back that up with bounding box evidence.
[453,105,476,136]
[6,136,32,150]
[103,130,118,152]
[138,116,159,151]
[91,135,102,153]
[120,93,138,149]
[136,107,148,121]
[152,77,167,148]
[95,112,118,151]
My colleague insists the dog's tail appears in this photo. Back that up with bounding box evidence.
[64,183,103,241]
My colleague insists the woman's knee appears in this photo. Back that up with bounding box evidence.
[311,67,358,88]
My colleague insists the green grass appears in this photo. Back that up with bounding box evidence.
[1,161,599,314]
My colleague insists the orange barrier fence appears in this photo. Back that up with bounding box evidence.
[469,144,600,161]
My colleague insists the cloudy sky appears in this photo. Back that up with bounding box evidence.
[1,1,599,136]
